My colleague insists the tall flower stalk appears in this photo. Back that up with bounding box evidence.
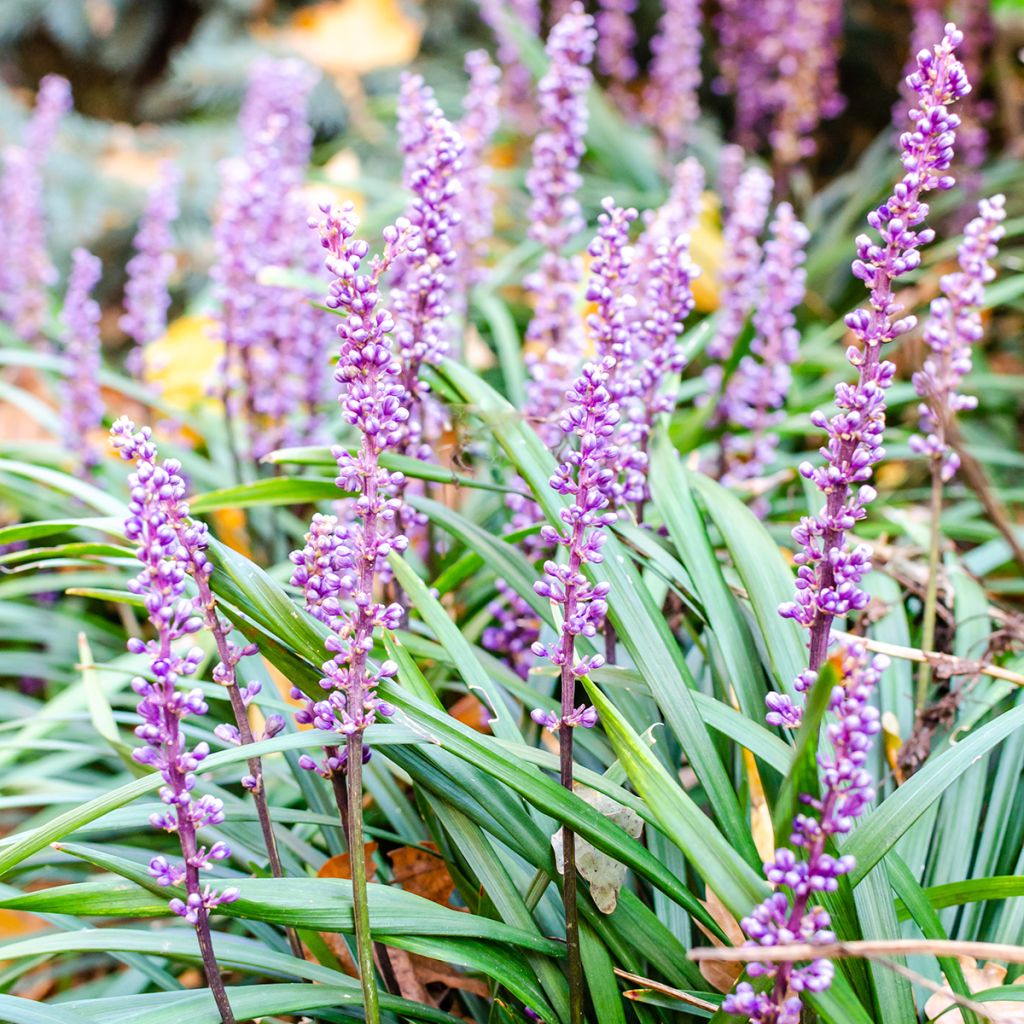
[290,203,418,1024]
[778,25,970,696]
[110,418,237,1024]
[531,359,618,1024]
[909,193,1004,709]
[725,641,886,1023]
[60,248,104,473]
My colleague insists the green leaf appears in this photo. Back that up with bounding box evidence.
[649,428,765,718]
[0,459,126,515]
[686,470,807,693]
[437,358,756,866]
[581,676,767,920]
[189,476,343,511]
[847,701,1024,884]
[0,995,90,1024]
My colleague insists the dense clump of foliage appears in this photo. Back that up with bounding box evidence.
[1,3,1023,1024]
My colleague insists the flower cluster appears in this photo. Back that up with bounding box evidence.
[110,418,239,925]
[779,24,969,679]
[530,359,620,731]
[707,165,773,368]
[122,162,180,376]
[910,193,1005,480]
[643,0,703,154]
[60,248,104,473]
[719,202,809,500]
[523,3,597,449]
[212,58,327,456]
[0,74,72,343]
[290,205,418,772]
[725,642,885,1023]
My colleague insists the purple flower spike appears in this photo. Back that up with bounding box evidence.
[122,162,180,376]
[719,202,809,503]
[110,418,235,922]
[779,24,969,677]
[707,165,773,368]
[454,50,502,301]
[484,579,541,680]
[530,358,620,730]
[622,159,703,509]
[586,198,639,404]
[910,193,1004,481]
[595,0,638,110]
[60,249,104,473]
[477,0,542,127]
[724,641,885,1024]
[524,2,597,449]
[392,92,464,453]
[290,204,417,774]
[0,75,73,343]
[643,0,703,154]
[212,58,323,456]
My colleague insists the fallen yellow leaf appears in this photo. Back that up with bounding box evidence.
[143,314,223,413]
[263,0,422,79]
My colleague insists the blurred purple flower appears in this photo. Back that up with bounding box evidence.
[778,24,970,691]
[212,58,326,457]
[705,165,772,389]
[910,193,1005,481]
[60,248,104,473]
[0,75,72,343]
[524,2,596,449]
[643,0,702,154]
[719,202,809,503]
[483,579,541,680]
[595,0,637,110]
[477,0,541,127]
[121,162,180,377]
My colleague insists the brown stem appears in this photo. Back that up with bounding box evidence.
[559,663,584,1024]
[195,576,303,960]
[916,460,944,712]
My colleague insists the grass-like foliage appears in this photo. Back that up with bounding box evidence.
[0,4,1023,1024]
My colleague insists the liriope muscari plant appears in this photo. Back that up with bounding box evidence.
[289,203,419,1024]
[59,248,104,474]
[910,192,1005,708]
[594,0,637,111]
[705,164,772,394]
[0,74,72,344]
[122,161,180,377]
[530,357,618,1024]
[727,23,970,1023]
[110,418,238,1024]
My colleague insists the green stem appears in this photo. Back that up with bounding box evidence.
[916,461,944,712]
[347,731,380,1024]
